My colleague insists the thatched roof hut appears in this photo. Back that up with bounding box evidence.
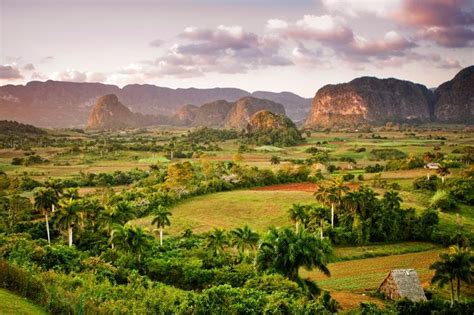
[378,269,427,302]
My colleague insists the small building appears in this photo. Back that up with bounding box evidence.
[425,162,440,169]
[378,269,427,302]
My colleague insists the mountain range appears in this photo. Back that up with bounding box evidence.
[0,82,310,128]
[0,65,472,129]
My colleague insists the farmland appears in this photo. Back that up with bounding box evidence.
[0,124,473,313]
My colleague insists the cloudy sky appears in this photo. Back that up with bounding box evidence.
[1,0,473,96]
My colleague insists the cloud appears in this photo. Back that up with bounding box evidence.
[268,15,353,44]
[266,15,416,63]
[149,38,165,47]
[417,26,474,47]
[23,63,35,71]
[322,0,400,18]
[0,64,23,79]
[394,0,474,47]
[50,69,106,82]
[139,24,292,78]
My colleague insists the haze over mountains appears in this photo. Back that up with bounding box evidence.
[0,82,310,128]
[0,66,473,130]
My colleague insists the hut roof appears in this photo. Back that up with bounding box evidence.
[379,269,427,302]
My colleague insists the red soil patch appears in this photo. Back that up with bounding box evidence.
[252,182,317,192]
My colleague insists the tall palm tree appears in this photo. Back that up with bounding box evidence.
[44,179,63,212]
[101,201,136,248]
[230,225,259,255]
[56,198,80,246]
[151,205,172,246]
[314,186,339,227]
[206,228,228,256]
[309,206,330,239]
[256,227,332,298]
[34,187,58,244]
[430,246,473,304]
[287,203,308,232]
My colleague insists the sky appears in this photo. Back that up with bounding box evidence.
[0,0,473,97]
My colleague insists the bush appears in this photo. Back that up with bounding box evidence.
[430,190,458,212]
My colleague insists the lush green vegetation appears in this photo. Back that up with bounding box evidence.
[0,125,473,313]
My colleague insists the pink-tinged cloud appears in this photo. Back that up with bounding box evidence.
[0,64,23,79]
[394,0,474,27]
[418,26,474,47]
[140,24,292,78]
[268,15,353,45]
[394,0,474,47]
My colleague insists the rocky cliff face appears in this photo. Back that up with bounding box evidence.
[304,77,435,128]
[223,97,286,129]
[247,110,297,132]
[191,100,234,127]
[434,66,474,123]
[86,94,163,130]
[171,104,199,126]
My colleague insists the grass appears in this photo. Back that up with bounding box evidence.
[333,242,440,262]
[0,288,47,315]
[132,190,316,235]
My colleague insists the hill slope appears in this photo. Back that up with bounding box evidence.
[434,65,474,123]
[304,77,434,128]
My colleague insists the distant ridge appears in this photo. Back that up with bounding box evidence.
[0,81,311,128]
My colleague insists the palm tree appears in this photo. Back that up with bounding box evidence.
[314,186,339,227]
[44,179,63,212]
[206,228,228,256]
[430,246,473,304]
[56,198,80,246]
[62,188,80,200]
[151,205,172,246]
[309,206,330,239]
[287,203,308,232]
[256,227,332,298]
[437,165,450,184]
[230,225,259,255]
[382,190,402,211]
[101,201,136,248]
[34,188,58,244]
[110,224,152,262]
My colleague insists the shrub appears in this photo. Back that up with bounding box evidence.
[430,190,458,212]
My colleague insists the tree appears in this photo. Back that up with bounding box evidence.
[256,227,332,298]
[151,205,172,246]
[287,203,308,232]
[430,246,473,304]
[437,165,450,184]
[100,201,136,248]
[56,198,81,246]
[270,155,281,165]
[314,186,339,228]
[110,224,152,262]
[34,187,58,244]
[206,228,228,256]
[230,225,259,256]
[308,206,329,239]
[44,178,63,212]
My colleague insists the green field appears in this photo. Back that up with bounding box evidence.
[0,288,46,315]
[133,189,316,235]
